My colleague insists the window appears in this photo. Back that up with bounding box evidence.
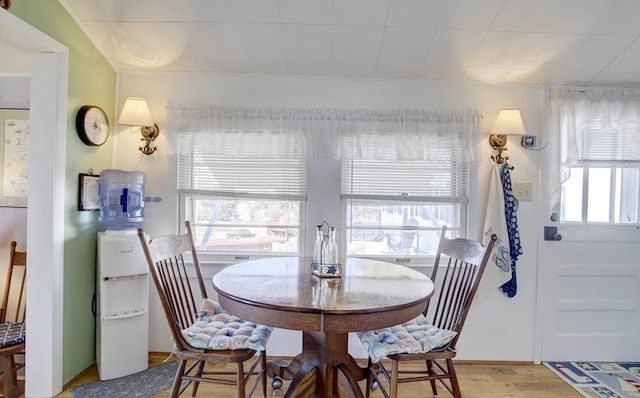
[172,106,478,263]
[562,167,640,224]
[340,110,478,260]
[182,196,302,254]
[550,89,640,224]
[174,108,309,260]
[343,199,462,257]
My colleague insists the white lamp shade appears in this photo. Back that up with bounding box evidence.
[491,109,526,135]
[118,97,154,126]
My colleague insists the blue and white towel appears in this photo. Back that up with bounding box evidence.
[500,163,523,297]
[479,163,512,302]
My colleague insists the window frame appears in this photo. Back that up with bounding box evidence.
[178,193,306,264]
[339,131,471,264]
[340,196,466,264]
[176,124,309,263]
[560,165,640,225]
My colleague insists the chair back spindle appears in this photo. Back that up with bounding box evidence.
[424,226,495,347]
[138,224,207,352]
[2,242,26,324]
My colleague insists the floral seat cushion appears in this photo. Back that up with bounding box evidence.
[0,322,25,348]
[357,314,457,363]
[181,298,273,351]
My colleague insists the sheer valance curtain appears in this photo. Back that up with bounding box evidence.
[547,88,640,210]
[339,110,480,199]
[168,104,479,197]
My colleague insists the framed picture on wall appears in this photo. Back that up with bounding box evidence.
[0,108,29,208]
[78,173,100,211]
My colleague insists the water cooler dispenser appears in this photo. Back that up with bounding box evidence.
[96,169,149,380]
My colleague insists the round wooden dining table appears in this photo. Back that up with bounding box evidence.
[212,256,434,398]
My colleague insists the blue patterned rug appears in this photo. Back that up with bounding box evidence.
[71,361,178,398]
[544,362,640,398]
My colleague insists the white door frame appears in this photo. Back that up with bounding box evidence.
[0,10,68,397]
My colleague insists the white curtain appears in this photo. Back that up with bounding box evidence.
[168,104,477,199]
[338,109,479,198]
[337,109,478,161]
[168,105,315,158]
[168,104,478,159]
[547,88,640,211]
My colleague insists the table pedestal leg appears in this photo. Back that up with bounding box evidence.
[267,332,367,398]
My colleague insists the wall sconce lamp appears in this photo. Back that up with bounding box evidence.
[118,97,159,155]
[489,109,526,164]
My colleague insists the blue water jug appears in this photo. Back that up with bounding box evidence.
[98,169,146,229]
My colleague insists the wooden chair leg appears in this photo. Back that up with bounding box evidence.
[237,360,245,398]
[390,359,400,398]
[365,359,374,398]
[261,351,267,397]
[170,360,187,398]
[447,359,462,398]
[4,354,16,398]
[3,354,24,398]
[192,360,205,396]
[426,359,438,396]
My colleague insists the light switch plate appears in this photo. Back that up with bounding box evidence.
[513,182,533,200]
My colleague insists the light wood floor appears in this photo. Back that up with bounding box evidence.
[55,352,581,398]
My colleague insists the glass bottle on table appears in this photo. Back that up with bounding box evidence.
[313,225,323,265]
[325,226,338,265]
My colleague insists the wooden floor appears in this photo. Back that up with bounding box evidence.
[54,352,581,398]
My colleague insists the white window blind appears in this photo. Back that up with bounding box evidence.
[177,130,308,199]
[340,110,477,201]
[578,129,640,163]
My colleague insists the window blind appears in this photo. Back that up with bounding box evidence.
[177,130,308,199]
[578,129,640,163]
[340,130,470,201]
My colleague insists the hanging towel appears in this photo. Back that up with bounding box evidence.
[478,163,512,302]
[499,163,523,297]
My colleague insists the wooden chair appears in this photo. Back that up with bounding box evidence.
[137,221,272,398]
[359,226,497,398]
[0,241,26,398]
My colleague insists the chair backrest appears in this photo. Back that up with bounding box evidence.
[137,221,208,351]
[424,226,496,347]
[1,241,26,323]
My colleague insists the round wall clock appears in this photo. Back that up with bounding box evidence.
[75,105,110,146]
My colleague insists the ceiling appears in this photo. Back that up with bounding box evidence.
[6,0,640,87]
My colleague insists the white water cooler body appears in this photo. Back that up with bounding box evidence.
[97,230,149,380]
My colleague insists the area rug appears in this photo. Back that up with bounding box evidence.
[71,361,178,398]
[544,361,640,398]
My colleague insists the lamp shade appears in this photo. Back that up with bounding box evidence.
[118,97,154,126]
[491,109,526,135]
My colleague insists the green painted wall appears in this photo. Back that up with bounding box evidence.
[10,1,116,384]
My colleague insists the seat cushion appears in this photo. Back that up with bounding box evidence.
[181,299,273,351]
[0,322,25,348]
[357,314,457,363]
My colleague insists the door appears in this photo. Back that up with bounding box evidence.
[538,224,640,361]
[537,89,640,362]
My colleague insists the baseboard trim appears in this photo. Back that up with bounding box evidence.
[62,361,96,391]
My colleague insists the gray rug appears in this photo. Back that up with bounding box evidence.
[72,361,179,398]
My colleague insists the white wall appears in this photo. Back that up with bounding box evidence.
[115,72,544,361]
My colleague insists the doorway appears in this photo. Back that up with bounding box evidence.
[0,10,68,397]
